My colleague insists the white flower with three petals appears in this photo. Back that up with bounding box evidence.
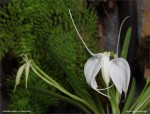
[69,9,130,98]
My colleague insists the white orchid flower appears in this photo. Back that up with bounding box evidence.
[69,9,130,97]
[14,54,31,92]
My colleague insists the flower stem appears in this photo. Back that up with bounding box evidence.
[31,63,99,114]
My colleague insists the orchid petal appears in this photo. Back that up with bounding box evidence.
[25,60,31,89]
[119,59,130,93]
[84,53,103,89]
[14,64,26,92]
[101,55,110,86]
[109,58,130,94]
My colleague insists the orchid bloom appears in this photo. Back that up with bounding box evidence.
[69,9,130,98]
[14,54,31,92]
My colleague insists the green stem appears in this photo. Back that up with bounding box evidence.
[115,89,120,106]
[109,87,120,114]
[32,62,60,86]
[31,65,99,114]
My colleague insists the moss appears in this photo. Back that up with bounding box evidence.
[0,0,99,113]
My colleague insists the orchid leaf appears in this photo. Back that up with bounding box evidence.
[122,77,136,114]
[20,85,91,114]
[129,79,150,111]
[48,48,99,113]
[94,94,105,114]
[121,27,132,59]
[133,85,150,112]
[140,98,150,111]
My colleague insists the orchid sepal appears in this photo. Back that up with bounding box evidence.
[14,64,26,92]
[14,55,32,92]
[101,55,111,87]
[108,58,130,95]
[84,53,103,88]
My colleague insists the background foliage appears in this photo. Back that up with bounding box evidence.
[0,0,99,113]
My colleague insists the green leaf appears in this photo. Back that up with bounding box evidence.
[94,94,105,114]
[121,27,132,59]
[48,48,99,113]
[133,85,150,113]
[121,77,136,114]
[129,79,150,111]
[140,98,150,111]
[27,85,92,114]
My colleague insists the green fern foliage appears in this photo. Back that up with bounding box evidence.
[0,0,99,113]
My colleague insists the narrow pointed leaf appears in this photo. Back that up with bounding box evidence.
[122,77,136,114]
[94,94,105,114]
[48,48,98,112]
[121,27,132,59]
[133,85,150,112]
[27,85,92,113]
